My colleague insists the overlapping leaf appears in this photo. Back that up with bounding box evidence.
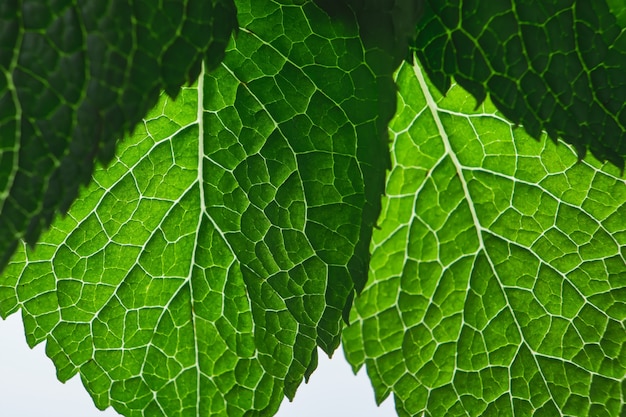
[0,1,236,269]
[343,60,626,416]
[0,1,394,415]
[414,0,626,167]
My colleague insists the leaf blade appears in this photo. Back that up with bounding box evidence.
[343,58,626,417]
[0,1,393,415]
[0,1,237,270]
[414,0,626,168]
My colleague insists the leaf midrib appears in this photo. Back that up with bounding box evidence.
[411,60,568,412]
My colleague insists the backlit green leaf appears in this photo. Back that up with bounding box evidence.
[4,2,626,417]
[0,1,393,415]
[343,59,626,416]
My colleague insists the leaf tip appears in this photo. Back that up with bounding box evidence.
[304,348,319,383]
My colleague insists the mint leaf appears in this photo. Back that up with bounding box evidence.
[0,2,391,415]
[0,1,236,269]
[343,59,626,416]
[414,0,626,168]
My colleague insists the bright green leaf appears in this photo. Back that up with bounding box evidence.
[4,2,626,417]
[0,1,394,415]
[343,58,626,417]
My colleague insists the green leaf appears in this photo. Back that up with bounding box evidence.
[343,59,626,416]
[0,1,392,415]
[414,0,626,168]
[0,1,236,268]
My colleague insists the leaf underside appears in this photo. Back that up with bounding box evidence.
[2,1,626,417]
[343,59,626,417]
[0,1,392,416]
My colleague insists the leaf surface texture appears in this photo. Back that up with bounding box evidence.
[414,0,626,167]
[0,2,391,415]
[343,59,626,417]
[0,0,236,268]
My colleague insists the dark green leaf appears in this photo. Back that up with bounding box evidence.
[414,0,626,168]
[0,1,236,268]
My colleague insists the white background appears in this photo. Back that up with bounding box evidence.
[0,313,396,417]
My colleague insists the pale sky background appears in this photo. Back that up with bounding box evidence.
[0,313,396,417]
